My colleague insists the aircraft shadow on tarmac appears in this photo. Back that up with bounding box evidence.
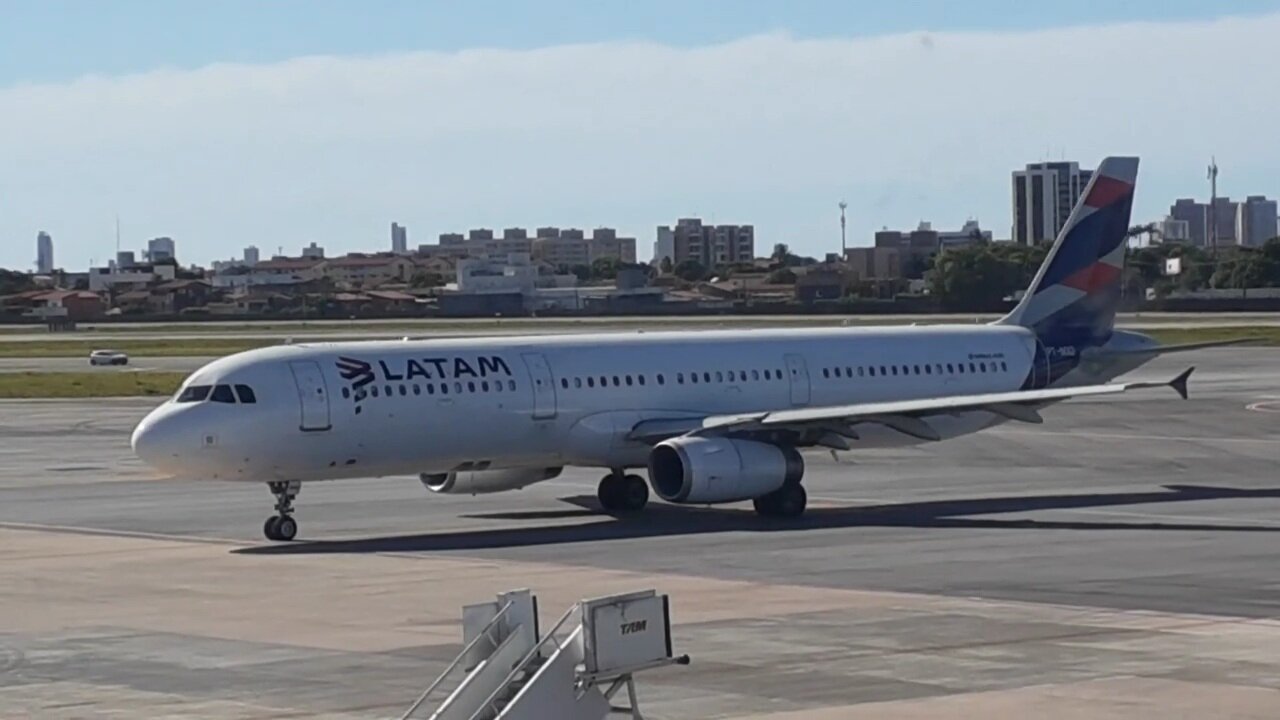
[235,484,1280,556]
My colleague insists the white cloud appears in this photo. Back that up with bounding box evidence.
[2,13,1277,269]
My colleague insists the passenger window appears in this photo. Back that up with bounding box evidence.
[413,384,421,395]
[1001,361,1008,371]
[691,373,699,384]
[625,375,633,386]
[508,380,516,391]
[924,365,931,375]
[600,376,608,387]
[440,383,448,395]
[891,366,898,376]
[704,372,712,383]
[587,377,595,388]
[869,367,876,377]
[176,385,212,403]
[823,368,831,378]
[914,365,921,375]
[752,370,760,381]
[980,362,987,372]
[575,377,583,388]
[371,386,380,397]
[341,387,350,399]
[210,384,236,403]
[728,371,736,382]
[677,373,684,384]
[947,363,954,374]
[399,385,407,396]
[427,384,435,395]
[858,367,865,377]
[561,379,568,389]
[482,381,490,391]
[657,374,664,385]
[969,363,977,373]
[612,376,621,387]
[638,375,646,386]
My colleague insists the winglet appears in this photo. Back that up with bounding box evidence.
[1170,367,1194,400]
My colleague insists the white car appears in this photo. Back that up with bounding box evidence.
[89,349,129,366]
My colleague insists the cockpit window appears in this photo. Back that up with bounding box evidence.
[210,385,236,404]
[176,385,212,403]
[234,385,257,404]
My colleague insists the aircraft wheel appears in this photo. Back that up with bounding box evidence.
[274,515,298,541]
[597,474,624,511]
[264,516,281,540]
[754,483,807,518]
[620,474,649,512]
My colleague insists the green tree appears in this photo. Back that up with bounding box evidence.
[673,260,708,282]
[929,244,1047,311]
[659,256,673,274]
[0,269,35,295]
[590,257,621,281]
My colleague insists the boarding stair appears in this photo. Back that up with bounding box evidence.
[400,588,688,720]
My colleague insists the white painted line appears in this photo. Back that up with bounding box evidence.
[992,429,1280,445]
[0,520,247,546]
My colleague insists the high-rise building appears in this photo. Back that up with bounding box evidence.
[36,231,54,274]
[301,241,325,259]
[1011,161,1093,245]
[1169,199,1209,246]
[243,246,260,266]
[147,236,176,261]
[1237,195,1279,247]
[667,218,755,269]
[391,222,408,254]
[653,226,675,265]
[1210,197,1239,247]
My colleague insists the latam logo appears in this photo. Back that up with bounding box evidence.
[335,355,514,392]
[336,356,376,389]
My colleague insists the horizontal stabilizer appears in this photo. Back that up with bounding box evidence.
[1096,338,1255,357]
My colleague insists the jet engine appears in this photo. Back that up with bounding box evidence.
[648,436,803,504]
[421,467,562,495]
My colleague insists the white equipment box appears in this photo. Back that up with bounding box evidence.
[580,590,672,678]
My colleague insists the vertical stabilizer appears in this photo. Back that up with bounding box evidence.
[1000,156,1138,351]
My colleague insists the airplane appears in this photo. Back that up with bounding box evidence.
[132,156,1214,541]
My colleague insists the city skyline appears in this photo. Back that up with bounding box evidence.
[4,6,1280,270]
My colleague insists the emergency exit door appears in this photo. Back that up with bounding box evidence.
[288,360,332,431]
[784,353,811,406]
[521,353,558,420]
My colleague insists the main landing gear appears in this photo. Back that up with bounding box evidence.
[264,480,301,541]
[753,481,807,518]
[597,471,649,513]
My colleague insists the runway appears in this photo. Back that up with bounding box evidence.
[1,348,1278,718]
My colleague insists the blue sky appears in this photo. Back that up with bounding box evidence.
[2,1,1279,270]
[5,0,1278,87]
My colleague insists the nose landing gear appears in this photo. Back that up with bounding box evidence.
[264,480,301,541]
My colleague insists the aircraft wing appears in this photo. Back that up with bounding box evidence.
[628,368,1193,447]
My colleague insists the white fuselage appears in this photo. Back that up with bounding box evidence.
[130,324,1153,484]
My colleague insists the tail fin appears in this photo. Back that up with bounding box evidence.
[999,156,1138,350]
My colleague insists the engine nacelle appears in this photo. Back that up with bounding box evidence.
[421,467,562,495]
[648,436,803,504]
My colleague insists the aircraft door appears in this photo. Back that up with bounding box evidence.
[521,353,558,420]
[784,353,811,406]
[288,360,332,431]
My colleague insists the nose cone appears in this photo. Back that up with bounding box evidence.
[132,408,182,474]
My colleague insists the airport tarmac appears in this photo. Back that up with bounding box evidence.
[1,348,1278,718]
